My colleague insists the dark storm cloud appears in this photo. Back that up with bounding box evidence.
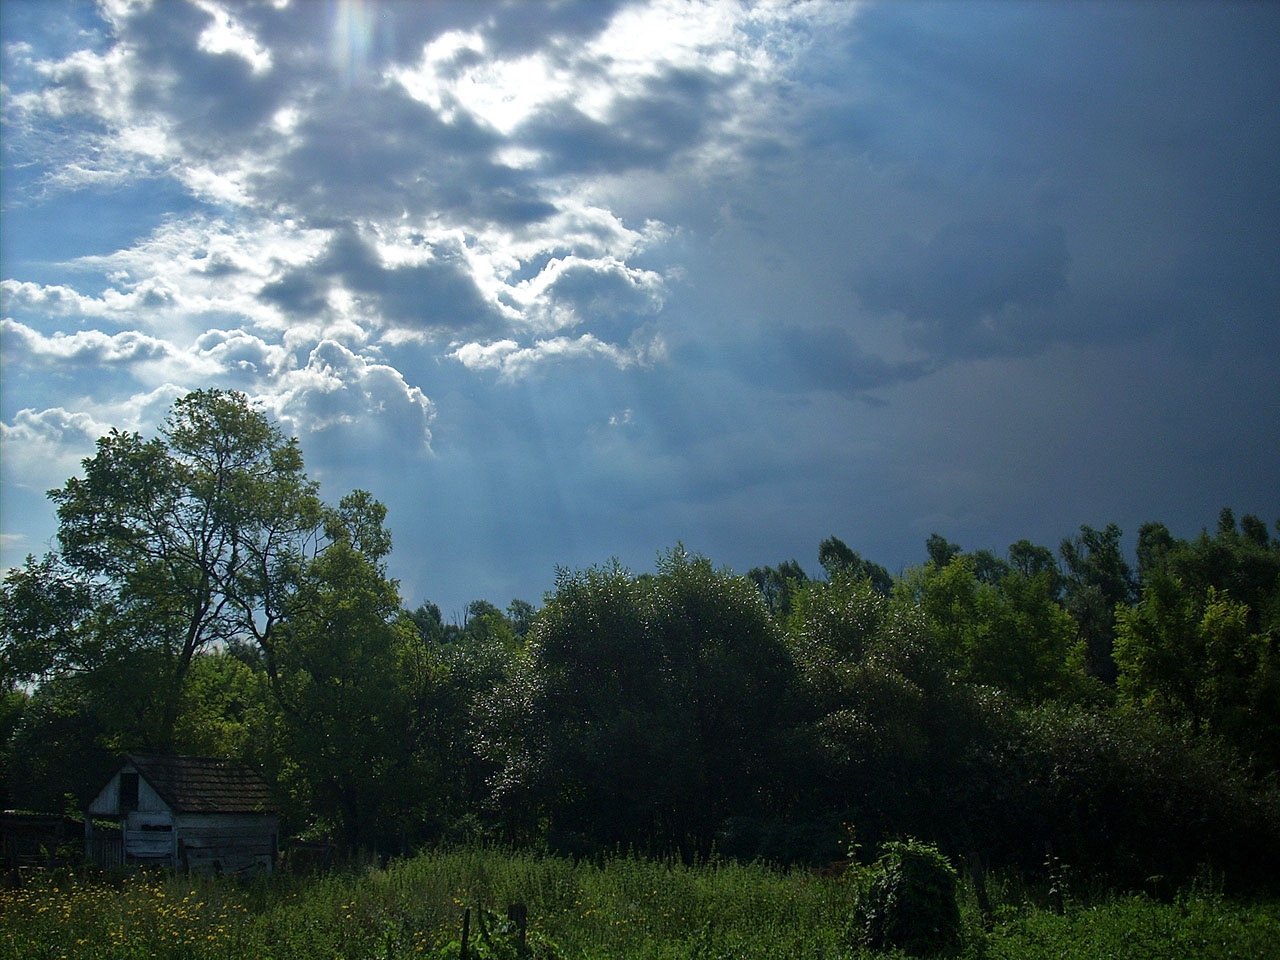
[854,218,1070,356]
[540,259,663,337]
[258,229,504,337]
[5,0,1279,615]
[765,325,934,397]
[250,83,559,228]
[251,86,493,220]
[116,0,283,143]
[683,321,932,400]
[521,67,735,175]
[324,230,504,334]
[53,1,572,230]
[817,1,1280,360]
[235,0,625,69]
[258,269,329,317]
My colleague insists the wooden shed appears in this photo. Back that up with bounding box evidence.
[86,755,278,875]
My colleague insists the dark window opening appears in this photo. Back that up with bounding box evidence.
[119,772,139,812]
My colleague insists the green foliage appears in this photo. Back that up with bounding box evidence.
[1116,578,1269,737]
[171,649,269,758]
[980,889,1280,960]
[854,838,962,956]
[437,907,565,960]
[926,533,963,569]
[785,573,982,851]
[5,395,1278,905]
[0,553,102,687]
[1118,510,1280,773]
[2,845,1280,960]
[962,700,1280,889]
[3,679,114,811]
[29,389,325,747]
[818,536,893,595]
[483,547,795,857]
[268,537,422,849]
[966,567,1078,698]
[1059,523,1137,683]
[747,559,808,618]
[896,553,1079,700]
[1007,539,1063,596]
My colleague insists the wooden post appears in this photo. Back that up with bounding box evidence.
[966,848,992,931]
[460,906,471,960]
[508,902,528,947]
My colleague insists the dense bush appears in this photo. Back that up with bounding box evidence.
[854,838,962,956]
[960,700,1280,891]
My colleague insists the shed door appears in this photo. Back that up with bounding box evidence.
[119,773,139,812]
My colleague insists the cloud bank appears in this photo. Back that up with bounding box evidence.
[3,0,1277,610]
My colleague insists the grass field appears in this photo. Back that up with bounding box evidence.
[1,847,1276,959]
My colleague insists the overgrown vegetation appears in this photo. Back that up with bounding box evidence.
[854,839,961,956]
[3,391,1278,906]
[1,848,1277,960]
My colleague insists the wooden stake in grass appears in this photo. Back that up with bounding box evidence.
[461,906,470,960]
[508,902,528,947]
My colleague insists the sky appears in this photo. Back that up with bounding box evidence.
[2,0,1278,617]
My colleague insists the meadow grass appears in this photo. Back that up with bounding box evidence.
[1,848,1276,959]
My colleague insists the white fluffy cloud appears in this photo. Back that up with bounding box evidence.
[0,405,106,447]
[269,340,435,450]
[1,0,851,382]
[0,405,111,498]
[192,328,291,383]
[2,317,173,365]
[450,332,665,381]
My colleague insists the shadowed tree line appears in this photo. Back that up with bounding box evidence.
[2,392,1278,891]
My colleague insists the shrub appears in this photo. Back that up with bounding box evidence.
[854,838,961,956]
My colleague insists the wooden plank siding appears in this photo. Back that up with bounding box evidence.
[87,756,278,874]
[92,774,169,816]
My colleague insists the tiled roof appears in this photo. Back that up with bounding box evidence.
[126,755,275,815]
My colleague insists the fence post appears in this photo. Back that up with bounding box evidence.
[508,902,528,947]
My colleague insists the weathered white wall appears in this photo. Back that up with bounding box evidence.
[175,814,278,874]
[86,766,168,816]
[86,766,277,873]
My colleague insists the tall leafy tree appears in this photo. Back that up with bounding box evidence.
[0,553,103,687]
[1135,522,1177,582]
[818,536,893,595]
[645,548,797,852]
[1008,539,1062,595]
[785,572,972,849]
[483,548,795,857]
[1060,524,1137,683]
[267,530,428,850]
[481,559,658,849]
[898,553,1077,699]
[925,533,963,569]
[32,390,324,746]
[1145,510,1280,637]
[1116,575,1279,772]
[747,559,809,618]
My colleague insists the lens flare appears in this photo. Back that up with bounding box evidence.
[331,0,383,88]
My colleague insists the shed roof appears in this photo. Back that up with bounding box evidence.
[125,755,274,815]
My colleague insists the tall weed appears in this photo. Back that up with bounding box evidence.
[0,848,1276,959]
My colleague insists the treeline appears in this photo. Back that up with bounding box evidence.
[2,391,1278,891]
